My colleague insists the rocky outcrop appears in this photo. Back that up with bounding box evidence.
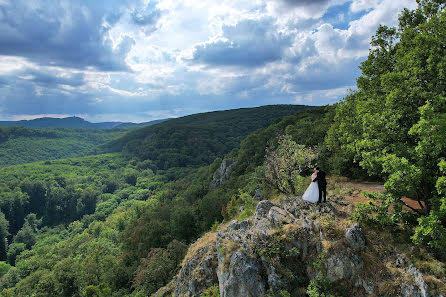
[154,196,444,297]
[267,206,296,227]
[345,223,366,250]
[209,159,236,189]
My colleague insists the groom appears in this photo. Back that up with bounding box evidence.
[313,167,327,203]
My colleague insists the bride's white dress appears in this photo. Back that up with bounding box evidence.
[302,177,319,203]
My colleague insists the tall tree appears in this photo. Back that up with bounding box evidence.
[328,0,446,250]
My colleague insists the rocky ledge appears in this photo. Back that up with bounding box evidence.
[154,196,445,297]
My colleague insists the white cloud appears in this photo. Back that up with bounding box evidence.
[0,0,420,121]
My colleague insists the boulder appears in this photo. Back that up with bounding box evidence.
[345,224,366,250]
[268,206,296,227]
[173,244,218,297]
[217,251,266,297]
[254,200,275,220]
[327,254,363,281]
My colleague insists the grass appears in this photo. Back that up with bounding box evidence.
[181,231,217,266]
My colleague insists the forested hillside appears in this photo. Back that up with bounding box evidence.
[102,105,310,169]
[0,117,168,129]
[0,127,126,166]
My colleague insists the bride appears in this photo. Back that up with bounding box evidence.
[302,169,319,203]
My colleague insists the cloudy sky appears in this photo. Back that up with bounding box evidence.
[0,0,417,122]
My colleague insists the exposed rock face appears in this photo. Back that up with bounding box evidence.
[217,251,265,297]
[254,200,275,220]
[154,243,218,297]
[209,159,236,189]
[155,196,443,297]
[345,223,366,250]
[403,264,430,297]
[267,206,295,227]
[326,254,363,281]
[253,188,263,201]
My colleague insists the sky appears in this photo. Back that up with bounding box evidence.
[0,0,417,123]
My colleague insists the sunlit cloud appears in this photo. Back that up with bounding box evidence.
[0,0,417,122]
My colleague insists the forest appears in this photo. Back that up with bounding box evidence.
[0,0,444,296]
[0,127,126,166]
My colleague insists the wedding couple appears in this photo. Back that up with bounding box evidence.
[302,167,327,204]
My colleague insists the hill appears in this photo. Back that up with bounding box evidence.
[0,127,126,166]
[0,116,168,129]
[102,104,313,169]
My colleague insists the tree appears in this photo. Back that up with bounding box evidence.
[329,0,446,251]
[0,212,9,261]
[265,134,317,195]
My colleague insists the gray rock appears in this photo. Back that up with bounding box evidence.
[209,159,236,189]
[173,244,218,297]
[345,224,366,250]
[395,254,406,268]
[217,251,266,297]
[354,278,374,295]
[327,254,363,281]
[402,284,424,297]
[268,206,296,227]
[253,188,263,201]
[254,200,275,220]
[407,264,430,297]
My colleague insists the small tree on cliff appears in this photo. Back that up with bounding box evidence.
[265,134,317,195]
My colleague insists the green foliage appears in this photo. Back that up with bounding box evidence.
[0,212,9,261]
[222,190,257,221]
[306,272,335,297]
[103,105,310,170]
[328,0,446,254]
[0,127,126,166]
[265,134,317,195]
[0,262,11,278]
[201,285,220,297]
[352,192,405,226]
[306,252,337,297]
[85,283,112,297]
[132,240,187,296]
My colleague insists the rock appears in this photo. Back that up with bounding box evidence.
[209,159,236,189]
[327,254,363,281]
[268,206,296,227]
[239,205,244,212]
[254,200,275,220]
[217,251,266,297]
[345,224,366,250]
[173,243,218,297]
[354,278,374,295]
[253,188,263,201]
[395,254,406,268]
[407,264,430,297]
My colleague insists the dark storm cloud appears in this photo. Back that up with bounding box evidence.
[0,0,134,71]
[24,70,85,87]
[190,18,292,67]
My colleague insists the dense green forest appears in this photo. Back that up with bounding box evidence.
[0,0,444,296]
[0,127,127,166]
[102,105,310,169]
[0,106,331,296]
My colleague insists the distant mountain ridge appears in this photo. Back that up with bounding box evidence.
[0,116,168,129]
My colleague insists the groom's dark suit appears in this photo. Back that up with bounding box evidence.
[313,170,327,203]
